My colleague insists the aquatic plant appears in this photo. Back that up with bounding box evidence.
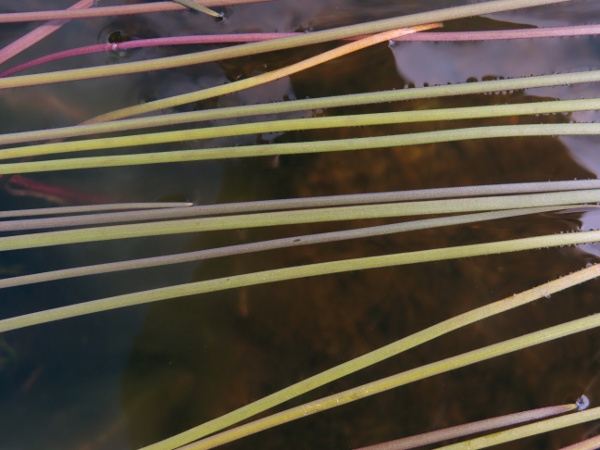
[2,0,600,448]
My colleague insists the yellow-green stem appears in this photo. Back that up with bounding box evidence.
[142,263,600,450]
[0,190,598,250]
[0,0,572,90]
[3,98,599,160]
[176,313,600,450]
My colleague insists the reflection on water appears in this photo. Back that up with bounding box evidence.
[2,1,600,449]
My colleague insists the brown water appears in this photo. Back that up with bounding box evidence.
[2,1,600,449]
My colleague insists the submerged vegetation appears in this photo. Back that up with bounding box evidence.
[2,0,600,448]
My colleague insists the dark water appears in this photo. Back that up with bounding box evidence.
[2,1,600,449]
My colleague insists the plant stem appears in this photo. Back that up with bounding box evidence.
[355,404,577,450]
[2,98,598,160]
[5,179,596,229]
[0,207,566,288]
[559,434,600,450]
[142,266,600,449]
[168,0,222,17]
[2,123,600,174]
[397,24,600,41]
[172,307,600,450]
[88,23,440,122]
[0,183,595,235]
[0,0,95,66]
[1,189,599,250]
[0,0,269,23]
[3,231,600,334]
[0,0,574,90]
[2,69,600,146]
[4,25,599,78]
[437,406,600,449]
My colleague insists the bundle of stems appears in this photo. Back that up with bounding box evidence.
[2,0,600,449]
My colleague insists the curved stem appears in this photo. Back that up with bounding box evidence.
[0,0,573,90]
[4,25,600,78]
[2,69,600,147]
[88,23,440,122]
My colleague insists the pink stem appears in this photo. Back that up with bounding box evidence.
[0,0,95,66]
[0,0,273,23]
[0,33,296,77]
[559,434,600,450]
[395,24,600,41]
[2,25,600,78]
[355,404,577,450]
[5,175,116,205]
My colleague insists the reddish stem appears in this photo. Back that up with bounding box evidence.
[0,33,296,77]
[0,0,95,66]
[3,25,600,78]
[355,403,577,450]
[396,24,600,41]
[4,175,116,205]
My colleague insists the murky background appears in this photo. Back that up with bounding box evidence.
[2,1,600,449]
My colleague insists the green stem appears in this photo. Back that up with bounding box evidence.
[5,184,590,231]
[0,202,192,219]
[178,313,600,450]
[2,230,600,334]
[438,406,600,449]
[3,69,600,146]
[169,0,222,17]
[356,403,577,450]
[88,24,440,122]
[0,207,566,288]
[4,180,599,230]
[0,0,573,90]
[2,123,600,174]
[139,264,600,449]
[1,190,599,250]
[3,98,599,160]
